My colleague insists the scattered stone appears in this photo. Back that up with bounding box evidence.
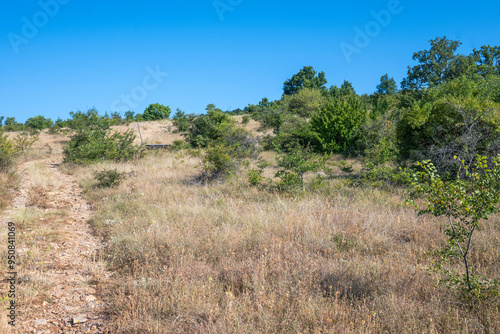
[72,314,88,325]
[85,295,97,302]
[35,319,47,326]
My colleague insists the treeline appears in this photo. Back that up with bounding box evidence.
[163,37,500,184]
[0,103,172,132]
[3,36,499,179]
[236,36,500,176]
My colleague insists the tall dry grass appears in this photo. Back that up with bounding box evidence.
[69,147,500,333]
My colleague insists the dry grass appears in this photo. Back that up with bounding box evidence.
[0,172,17,211]
[67,147,500,333]
[2,119,497,332]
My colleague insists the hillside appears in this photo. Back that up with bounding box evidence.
[1,119,499,333]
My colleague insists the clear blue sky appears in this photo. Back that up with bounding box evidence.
[1,0,499,123]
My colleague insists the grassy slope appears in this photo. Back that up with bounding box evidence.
[12,119,498,333]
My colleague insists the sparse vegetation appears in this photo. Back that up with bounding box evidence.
[2,36,499,333]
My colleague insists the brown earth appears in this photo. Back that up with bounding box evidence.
[1,157,110,333]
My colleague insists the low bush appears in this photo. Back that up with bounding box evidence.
[94,169,126,188]
[199,127,259,182]
[409,155,500,302]
[63,126,143,164]
[0,130,20,171]
[274,145,328,190]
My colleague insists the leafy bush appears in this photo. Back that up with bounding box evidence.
[187,105,233,147]
[3,117,25,132]
[200,143,235,181]
[171,139,189,151]
[25,115,53,130]
[274,145,328,190]
[396,76,500,174]
[63,119,143,164]
[310,94,366,154]
[143,103,171,121]
[172,109,195,133]
[409,155,500,301]
[287,87,327,117]
[94,169,126,188]
[65,109,111,130]
[199,127,259,182]
[0,130,20,171]
[15,130,39,152]
[269,115,319,152]
[241,115,250,124]
[360,117,398,165]
[247,160,271,187]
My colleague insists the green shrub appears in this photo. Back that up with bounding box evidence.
[247,160,270,187]
[15,130,39,152]
[200,143,235,181]
[25,115,53,130]
[63,127,143,164]
[187,105,233,147]
[310,94,366,154]
[274,145,328,190]
[171,139,189,151]
[396,77,500,174]
[409,155,500,301]
[94,169,125,188]
[242,115,250,124]
[143,103,171,121]
[199,126,259,182]
[287,87,327,117]
[0,130,20,171]
[172,109,195,133]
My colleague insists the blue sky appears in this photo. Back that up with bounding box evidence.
[1,0,499,123]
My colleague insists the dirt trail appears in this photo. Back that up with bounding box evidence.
[2,158,109,333]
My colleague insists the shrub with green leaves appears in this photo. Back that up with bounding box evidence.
[94,169,126,188]
[396,76,500,173]
[409,155,500,301]
[25,115,53,130]
[172,109,195,133]
[15,130,39,152]
[63,123,143,164]
[274,145,328,190]
[143,103,171,121]
[0,130,20,171]
[187,105,233,147]
[310,94,366,154]
[199,127,259,182]
[247,160,271,187]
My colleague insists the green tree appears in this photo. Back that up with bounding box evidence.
[287,87,327,117]
[376,74,398,95]
[396,76,500,173]
[283,66,327,96]
[143,103,171,120]
[25,115,53,130]
[401,37,462,90]
[172,109,195,133]
[310,94,366,153]
[473,45,500,78]
[124,111,135,122]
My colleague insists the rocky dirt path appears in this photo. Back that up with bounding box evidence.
[2,158,109,333]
